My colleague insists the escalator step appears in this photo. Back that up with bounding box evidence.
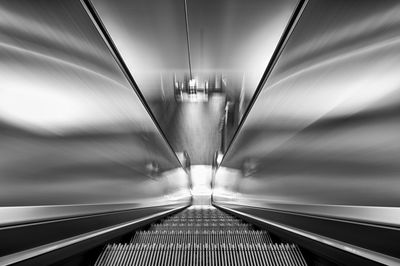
[94,207,307,266]
[96,243,307,266]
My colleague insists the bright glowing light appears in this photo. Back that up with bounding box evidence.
[190,165,212,196]
[0,85,84,134]
[216,153,224,165]
[0,63,151,135]
[189,79,197,87]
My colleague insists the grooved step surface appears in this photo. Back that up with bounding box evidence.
[95,206,307,266]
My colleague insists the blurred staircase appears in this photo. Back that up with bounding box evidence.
[94,206,307,266]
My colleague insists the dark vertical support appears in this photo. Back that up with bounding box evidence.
[184,0,193,80]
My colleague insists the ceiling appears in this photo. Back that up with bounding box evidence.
[90,0,298,101]
[87,0,300,164]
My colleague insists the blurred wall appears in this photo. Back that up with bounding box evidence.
[0,0,190,227]
[213,0,400,261]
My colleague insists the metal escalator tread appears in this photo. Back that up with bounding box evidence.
[94,206,308,266]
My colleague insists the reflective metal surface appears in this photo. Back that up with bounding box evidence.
[89,0,299,164]
[0,206,185,266]
[216,205,400,266]
[214,0,400,221]
[0,0,190,212]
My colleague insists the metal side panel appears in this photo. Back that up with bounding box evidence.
[213,203,400,266]
[0,204,189,266]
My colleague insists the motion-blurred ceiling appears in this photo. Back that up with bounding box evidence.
[89,0,300,164]
[90,0,297,101]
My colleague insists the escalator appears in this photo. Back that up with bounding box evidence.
[94,206,307,266]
